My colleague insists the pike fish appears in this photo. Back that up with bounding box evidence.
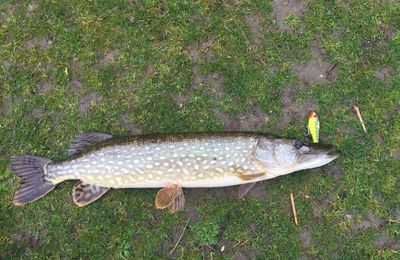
[11,132,340,212]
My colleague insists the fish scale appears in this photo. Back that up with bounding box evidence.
[46,136,260,188]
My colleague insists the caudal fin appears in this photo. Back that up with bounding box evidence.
[11,156,55,206]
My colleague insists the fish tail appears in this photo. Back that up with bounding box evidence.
[11,156,56,206]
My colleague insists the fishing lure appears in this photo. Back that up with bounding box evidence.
[307,111,320,143]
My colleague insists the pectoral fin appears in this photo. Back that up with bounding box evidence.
[73,181,109,207]
[155,184,179,209]
[168,187,185,213]
[238,182,257,199]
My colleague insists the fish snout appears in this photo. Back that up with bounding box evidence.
[296,143,340,170]
[306,143,339,156]
[326,147,341,159]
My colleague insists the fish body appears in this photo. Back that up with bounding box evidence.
[11,132,340,211]
[47,133,265,188]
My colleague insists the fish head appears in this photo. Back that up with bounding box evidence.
[291,140,340,171]
[255,137,340,175]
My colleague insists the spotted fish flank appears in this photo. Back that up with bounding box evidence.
[11,132,340,212]
[46,134,264,187]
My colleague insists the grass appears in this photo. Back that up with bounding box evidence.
[1,0,399,258]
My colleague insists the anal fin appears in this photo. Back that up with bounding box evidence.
[73,181,109,207]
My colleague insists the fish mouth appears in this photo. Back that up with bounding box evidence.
[325,148,341,159]
[307,143,340,156]
[297,143,340,170]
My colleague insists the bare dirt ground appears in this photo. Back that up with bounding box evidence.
[271,0,311,32]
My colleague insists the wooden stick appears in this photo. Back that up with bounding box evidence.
[353,106,367,133]
[290,193,299,226]
[233,239,250,248]
[170,218,190,255]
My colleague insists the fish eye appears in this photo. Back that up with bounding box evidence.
[294,140,305,149]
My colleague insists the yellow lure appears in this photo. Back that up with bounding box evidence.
[307,111,320,143]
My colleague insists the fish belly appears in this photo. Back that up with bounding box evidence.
[46,136,264,188]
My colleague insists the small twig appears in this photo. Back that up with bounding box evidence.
[233,239,250,248]
[290,193,299,226]
[169,218,190,255]
[353,105,367,133]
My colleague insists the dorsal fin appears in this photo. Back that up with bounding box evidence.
[68,132,113,156]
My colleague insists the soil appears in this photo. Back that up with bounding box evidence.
[375,67,393,84]
[187,180,269,207]
[212,106,268,131]
[171,95,188,109]
[188,39,215,62]
[323,164,344,182]
[214,238,259,260]
[278,85,318,129]
[78,92,103,114]
[1,97,12,113]
[376,134,385,145]
[144,64,154,81]
[373,231,399,250]
[271,0,311,32]
[312,192,335,220]
[292,40,338,85]
[27,3,39,18]
[245,13,263,48]
[347,211,385,234]
[51,110,66,131]
[292,60,336,85]
[188,186,237,201]
[121,113,141,134]
[0,4,19,22]
[157,220,189,257]
[68,78,84,93]
[100,49,120,65]
[24,37,52,50]
[186,202,199,222]
[31,108,47,118]
[14,228,48,249]
[243,182,268,202]
[191,67,225,97]
[299,226,313,248]
[233,247,259,260]
[312,204,323,219]
[38,81,52,94]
